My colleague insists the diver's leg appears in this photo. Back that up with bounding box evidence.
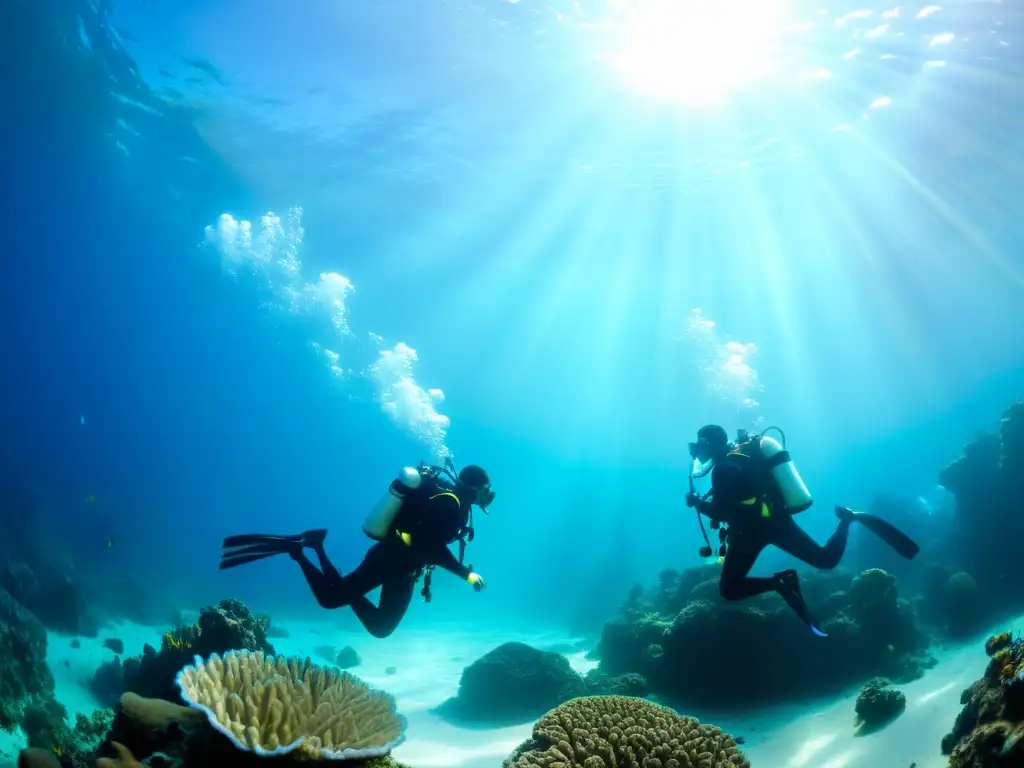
[719,528,775,600]
[771,514,850,570]
[292,542,390,610]
[348,573,417,639]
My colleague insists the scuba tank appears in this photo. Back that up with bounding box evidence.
[757,430,812,513]
[362,466,423,540]
[733,426,813,514]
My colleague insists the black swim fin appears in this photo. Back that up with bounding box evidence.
[838,507,920,560]
[219,530,328,570]
[775,570,827,637]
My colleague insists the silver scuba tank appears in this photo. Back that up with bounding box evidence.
[362,466,423,540]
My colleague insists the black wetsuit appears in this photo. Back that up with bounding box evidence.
[293,490,472,638]
[694,454,851,600]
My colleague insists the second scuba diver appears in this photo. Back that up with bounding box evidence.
[685,424,919,636]
[219,459,494,638]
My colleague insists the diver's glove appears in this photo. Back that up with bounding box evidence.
[685,492,699,508]
[467,572,487,592]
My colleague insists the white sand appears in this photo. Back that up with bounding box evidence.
[15,613,1022,767]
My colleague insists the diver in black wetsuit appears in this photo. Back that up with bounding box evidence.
[219,463,494,639]
[685,425,918,635]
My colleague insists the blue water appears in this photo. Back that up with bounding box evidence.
[2,0,1023,653]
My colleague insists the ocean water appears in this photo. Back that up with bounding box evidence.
[1,0,1023,767]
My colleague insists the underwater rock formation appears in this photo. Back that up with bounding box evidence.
[89,598,275,706]
[942,631,1024,766]
[0,588,55,731]
[437,642,590,725]
[596,565,934,707]
[938,400,1024,623]
[336,645,362,669]
[854,678,906,731]
[1,558,98,638]
[502,695,749,768]
[919,564,983,638]
[584,669,650,698]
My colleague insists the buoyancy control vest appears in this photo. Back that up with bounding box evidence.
[361,459,475,565]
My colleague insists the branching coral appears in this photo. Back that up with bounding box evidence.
[175,650,406,760]
[502,695,749,768]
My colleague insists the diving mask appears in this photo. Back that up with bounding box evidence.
[476,484,495,510]
[688,439,715,478]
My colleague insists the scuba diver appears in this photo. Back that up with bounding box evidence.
[219,459,494,639]
[685,424,919,637]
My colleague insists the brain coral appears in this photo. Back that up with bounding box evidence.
[175,650,406,760]
[503,695,749,768]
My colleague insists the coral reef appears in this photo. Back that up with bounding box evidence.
[942,631,1024,765]
[21,700,114,768]
[89,598,274,705]
[175,650,406,759]
[596,565,933,707]
[0,588,55,731]
[854,678,906,731]
[30,691,411,768]
[502,695,749,768]
[437,642,590,725]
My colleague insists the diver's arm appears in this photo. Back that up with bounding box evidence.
[419,494,474,581]
[692,462,741,522]
[432,545,474,581]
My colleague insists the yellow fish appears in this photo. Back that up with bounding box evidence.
[85,495,96,504]
[105,536,114,549]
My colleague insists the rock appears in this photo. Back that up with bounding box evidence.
[437,642,589,725]
[0,589,54,730]
[336,646,361,669]
[854,678,906,731]
[102,638,124,655]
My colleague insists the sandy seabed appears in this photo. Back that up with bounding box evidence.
[5,612,1020,768]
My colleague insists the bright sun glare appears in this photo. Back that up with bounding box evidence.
[605,0,790,106]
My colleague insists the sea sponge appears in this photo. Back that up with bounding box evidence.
[502,695,749,768]
[175,650,406,760]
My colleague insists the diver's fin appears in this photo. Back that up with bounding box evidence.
[219,550,289,570]
[840,507,920,560]
[222,529,328,550]
[222,532,304,549]
[221,541,299,559]
[219,530,329,570]
[775,570,828,637]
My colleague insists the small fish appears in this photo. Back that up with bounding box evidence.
[85,495,96,504]
[80,415,85,426]
[105,536,114,549]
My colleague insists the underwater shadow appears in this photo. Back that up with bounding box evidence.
[854,710,905,737]
[431,698,539,730]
